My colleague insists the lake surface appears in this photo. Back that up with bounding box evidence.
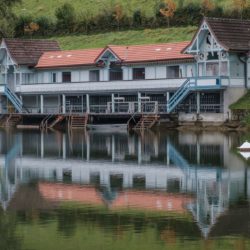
[0,128,249,250]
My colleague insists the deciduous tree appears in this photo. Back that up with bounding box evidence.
[0,0,21,37]
[160,0,177,28]
[233,0,248,19]
[201,0,215,16]
[114,4,124,30]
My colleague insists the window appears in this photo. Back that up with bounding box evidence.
[133,68,145,80]
[221,62,228,76]
[62,72,71,82]
[167,66,180,78]
[206,63,219,76]
[109,66,123,81]
[52,73,57,83]
[89,70,100,82]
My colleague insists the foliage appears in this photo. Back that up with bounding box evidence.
[160,0,177,27]
[201,0,215,16]
[233,0,249,19]
[0,0,21,37]
[230,91,250,110]
[13,0,250,38]
[114,4,124,30]
[55,3,76,33]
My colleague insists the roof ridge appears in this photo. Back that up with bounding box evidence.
[205,16,250,23]
[4,38,59,42]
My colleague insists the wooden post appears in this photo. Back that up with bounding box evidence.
[196,92,200,114]
[138,92,141,113]
[86,94,90,113]
[62,94,66,114]
[40,95,44,114]
[111,93,115,113]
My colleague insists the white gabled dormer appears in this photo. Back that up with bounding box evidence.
[183,18,230,78]
[95,47,123,81]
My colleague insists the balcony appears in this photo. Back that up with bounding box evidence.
[16,78,186,94]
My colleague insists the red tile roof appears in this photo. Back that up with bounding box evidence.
[36,48,103,69]
[103,42,194,63]
[36,41,194,69]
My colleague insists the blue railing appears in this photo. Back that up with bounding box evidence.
[167,77,223,113]
[4,85,23,113]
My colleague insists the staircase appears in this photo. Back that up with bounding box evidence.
[4,86,24,113]
[0,114,22,128]
[48,115,65,129]
[133,114,160,130]
[70,114,88,129]
[167,78,196,113]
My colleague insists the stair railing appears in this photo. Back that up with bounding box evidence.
[4,85,23,113]
[167,78,195,113]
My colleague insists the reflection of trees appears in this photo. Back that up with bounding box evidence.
[57,209,77,237]
[0,211,22,250]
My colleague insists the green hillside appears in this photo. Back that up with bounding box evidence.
[14,0,232,19]
[53,26,196,50]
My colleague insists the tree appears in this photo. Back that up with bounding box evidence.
[160,0,177,28]
[233,0,248,19]
[201,0,215,16]
[114,4,124,30]
[55,3,76,33]
[0,0,21,37]
[24,22,40,36]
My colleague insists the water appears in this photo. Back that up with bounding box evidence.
[0,128,250,250]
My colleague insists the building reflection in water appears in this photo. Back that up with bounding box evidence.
[0,129,249,238]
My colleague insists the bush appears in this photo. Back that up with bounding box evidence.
[133,10,142,27]
[34,16,54,36]
[14,15,32,37]
[55,3,76,33]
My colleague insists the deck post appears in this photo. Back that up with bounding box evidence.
[40,94,44,114]
[62,94,66,114]
[196,92,200,114]
[111,93,115,113]
[138,92,142,113]
[166,92,170,102]
[86,94,90,113]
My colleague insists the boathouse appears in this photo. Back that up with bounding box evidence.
[0,17,249,129]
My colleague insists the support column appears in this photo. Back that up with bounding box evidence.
[62,94,66,114]
[112,135,115,162]
[196,92,200,114]
[40,94,44,114]
[62,133,66,159]
[138,92,141,113]
[166,92,170,102]
[111,93,115,113]
[41,132,44,158]
[86,94,90,113]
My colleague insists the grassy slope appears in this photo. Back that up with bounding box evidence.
[230,91,250,110]
[51,26,196,50]
[14,0,231,18]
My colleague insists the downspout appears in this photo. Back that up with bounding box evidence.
[238,54,248,89]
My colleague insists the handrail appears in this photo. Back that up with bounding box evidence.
[4,85,24,113]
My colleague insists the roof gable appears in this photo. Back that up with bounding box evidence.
[205,17,250,52]
[3,38,61,66]
[184,17,250,54]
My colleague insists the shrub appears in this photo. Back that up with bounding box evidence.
[55,3,76,33]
